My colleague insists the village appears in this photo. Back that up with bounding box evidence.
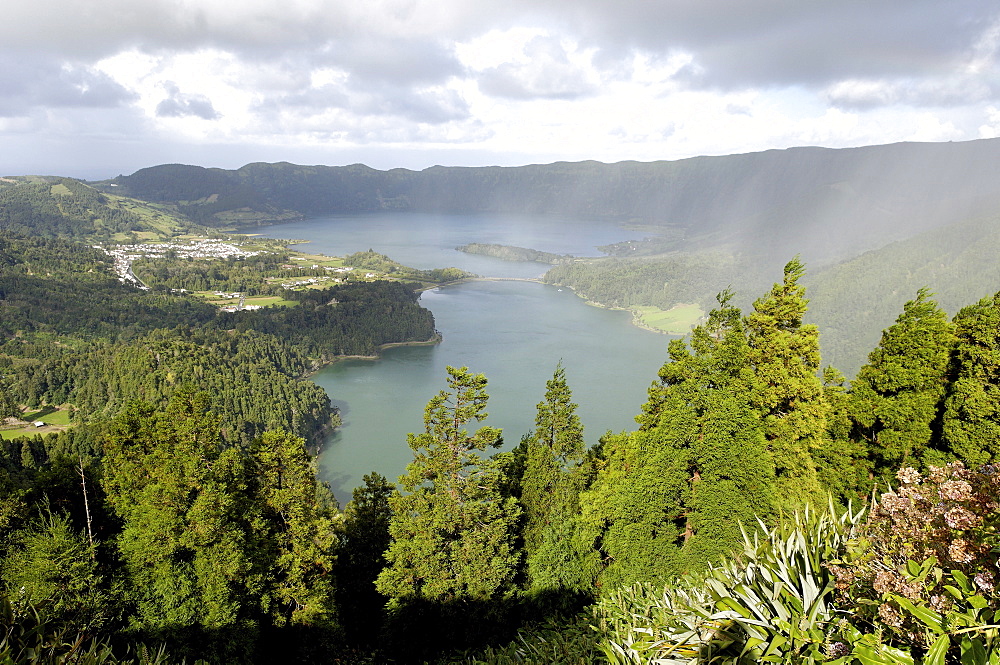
[97,238,262,289]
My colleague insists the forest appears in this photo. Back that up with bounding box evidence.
[4,156,1000,663]
[3,247,1000,664]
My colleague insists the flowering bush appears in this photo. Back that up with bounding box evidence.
[828,462,1000,649]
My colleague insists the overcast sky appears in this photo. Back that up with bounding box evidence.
[2,0,999,179]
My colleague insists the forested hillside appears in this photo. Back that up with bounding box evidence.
[5,260,1000,664]
[101,139,1000,377]
[108,139,1000,262]
[0,232,437,449]
[0,177,195,241]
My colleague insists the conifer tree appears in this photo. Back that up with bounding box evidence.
[815,366,874,503]
[338,472,396,644]
[376,366,520,604]
[849,288,955,475]
[941,291,1000,466]
[102,391,342,658]
[1,510,109,634]
[102,390,259,649]
[248,430,340,631]
[521,363,588,595]
[578,292,775,587]
[745,258,827,507]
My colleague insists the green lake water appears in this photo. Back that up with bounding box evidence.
[262,213,674,503]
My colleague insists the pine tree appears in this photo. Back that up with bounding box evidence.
[745,258,827,508]
[376,366,520,604]
[337,472,396,644]
[248,430,340,631]
[849,288,955,475]
[102,390,254,636]
[578,292,775,587]
[941,291,1000,466]
[521,363,588,596]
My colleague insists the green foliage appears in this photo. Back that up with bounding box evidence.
[848,289,955,475]
[700,504,865,664]
[101,391,342,660]
[941,291,1000,466]
[580,290,776,589]
[745,258,827,508]
[815,367,874,505]
[377,367,520,604]
[587,503,865,665]
[828,463,1000,656]
[520,364,589,596]
[102,392,258,637]
[37,327,336,447]
[1,510,111,635]
[337,472,396,644]
[544,252,740,313]
[0,178,189,241]
[445,612,601,665]
[247,431,340,632]
[343,249,472,283]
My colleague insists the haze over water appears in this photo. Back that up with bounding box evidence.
[263,213,673,503]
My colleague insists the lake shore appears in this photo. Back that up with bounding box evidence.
[317,331,443,369]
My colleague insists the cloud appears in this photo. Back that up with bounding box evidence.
[0,58,136,117]
[476,35,598,100]
[2,0,1000,175]
[155,82,221,119]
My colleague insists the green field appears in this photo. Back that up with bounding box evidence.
[192,291,299,308]
[286,252,346,268]
[633,304,704,334]
[1,406,73,439]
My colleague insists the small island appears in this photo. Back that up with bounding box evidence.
[456,242,576,264]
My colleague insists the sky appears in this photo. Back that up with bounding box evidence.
[3,0,1000,179]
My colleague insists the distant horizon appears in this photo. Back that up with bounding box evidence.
[7,135,993,183]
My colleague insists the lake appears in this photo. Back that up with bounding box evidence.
[262,212,674,503]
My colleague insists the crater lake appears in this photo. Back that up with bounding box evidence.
[261,212,674,503]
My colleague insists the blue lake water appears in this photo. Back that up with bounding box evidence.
[262,213,674,503]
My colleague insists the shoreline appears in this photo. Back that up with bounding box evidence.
[314,331,443,371]
[549,282,691,336]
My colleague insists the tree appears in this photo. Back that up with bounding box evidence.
[376,366,520,604]
[578,292,775,587]
[1,510,110,635]
[815,366,874,504]
[745,258,827,508]
[849,288,955,475]
[101,390,259,655]
[248,430,340,632]
[520,363,588,596]
[0,375,17,420]
[941,291,1000,466]
[337,472,396,644]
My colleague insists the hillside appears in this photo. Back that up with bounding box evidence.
[0,176,197,241]
[105,139,1000,265]
[806,209,1000,375]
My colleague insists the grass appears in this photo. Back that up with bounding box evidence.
[286,252,347,268]
[1,406,73,439]
[634,304,704,334]
[190,291,299,308]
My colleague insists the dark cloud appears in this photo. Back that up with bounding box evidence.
[5,0,998,108]
[0,58,136,117]
[477,35,597,100]
[524,0,997,87]
[155,83,220,120]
